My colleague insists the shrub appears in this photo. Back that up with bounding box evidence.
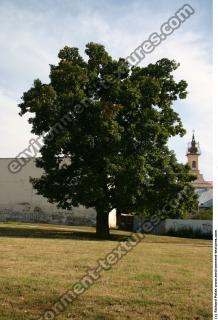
[166,226,212,240]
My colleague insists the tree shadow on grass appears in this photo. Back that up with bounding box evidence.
[0,224,130,242]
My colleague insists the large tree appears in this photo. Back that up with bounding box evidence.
[19,43,198,239]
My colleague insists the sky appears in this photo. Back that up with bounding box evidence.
[0,0,212,179]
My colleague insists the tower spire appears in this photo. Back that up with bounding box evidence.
[187,130,200,155]
[191,129,196,145]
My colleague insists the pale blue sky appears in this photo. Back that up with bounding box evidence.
[0,0,212,179]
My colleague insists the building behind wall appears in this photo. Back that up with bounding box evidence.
[186,132,213,190]
[186,132,213,213]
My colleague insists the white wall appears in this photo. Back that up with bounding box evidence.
[108,209,117,228]
[133,216,212,235]
[164,219,212,234]
[0,158,96,226]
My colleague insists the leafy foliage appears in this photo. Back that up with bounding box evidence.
[190,208,213,220]
[19,43,198,238]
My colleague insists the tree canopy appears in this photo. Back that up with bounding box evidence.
[19,42,198,238]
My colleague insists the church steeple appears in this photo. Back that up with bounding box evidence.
[187,130,201,155]
[186,131,212,189]
[186,130,201,176]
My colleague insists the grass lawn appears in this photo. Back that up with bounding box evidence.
[0,222,212,320]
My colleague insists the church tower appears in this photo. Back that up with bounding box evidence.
[186,131,201,177]
[186,131,212,189]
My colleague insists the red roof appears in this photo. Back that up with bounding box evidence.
[207,181,213,186]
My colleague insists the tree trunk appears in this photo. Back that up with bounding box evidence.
[96,209,110,239]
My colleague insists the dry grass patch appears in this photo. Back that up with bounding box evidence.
[0,222,212,320]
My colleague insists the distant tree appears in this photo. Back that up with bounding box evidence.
[19,43,198,239]
[190,208,213,220]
